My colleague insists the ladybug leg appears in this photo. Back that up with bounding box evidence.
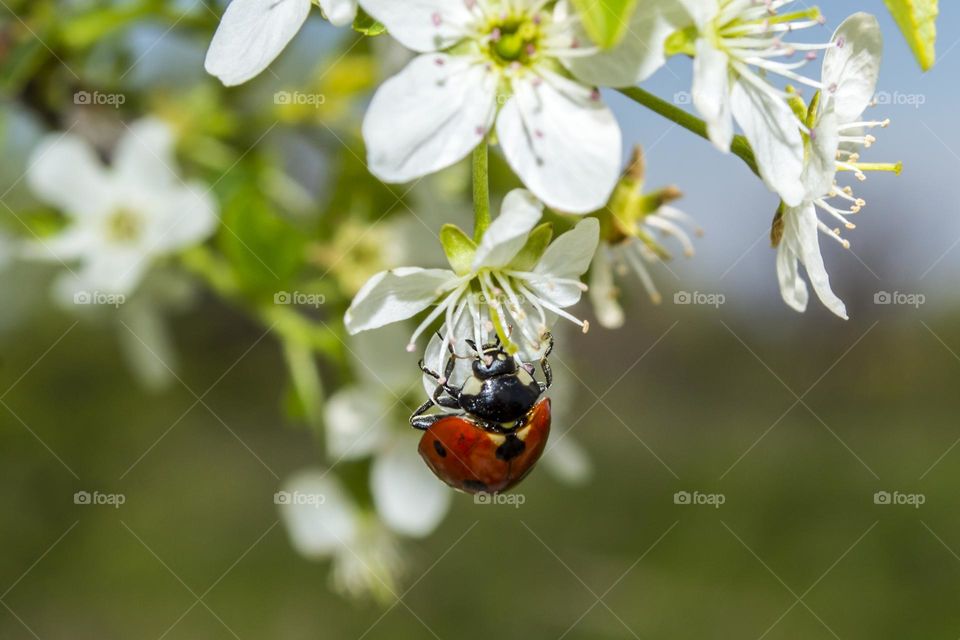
[420,355,460,398]
[539,332,554,390]
[431,373,460,405]
[419,358,456,388]
[443,342,458,378]
[410,400,442,430]
[414,352,462,430]
[419,358,441,380]
[410,395,461,430]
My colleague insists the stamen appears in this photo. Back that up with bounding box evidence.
[621,242,663,304]
[407,283,468,352]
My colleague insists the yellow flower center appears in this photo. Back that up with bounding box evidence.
[105,209,142,243]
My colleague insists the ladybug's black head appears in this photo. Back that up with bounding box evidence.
[469,341,517,379]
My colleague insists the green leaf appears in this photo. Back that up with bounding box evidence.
[569,0,639,49]
[884,0,939,71]
[353,9,386,36]
[59,2,155,49]
[439,224,476,275]
[509,223,554,271]
[218,184,308,296]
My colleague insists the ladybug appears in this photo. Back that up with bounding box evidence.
[410,333,553,494]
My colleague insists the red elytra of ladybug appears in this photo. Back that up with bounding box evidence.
[418,397,551,494]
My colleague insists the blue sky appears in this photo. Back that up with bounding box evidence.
[610,1,960,317]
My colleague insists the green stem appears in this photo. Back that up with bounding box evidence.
[617,86,760,178]
[472,143,490,242]
[281,339,325,432]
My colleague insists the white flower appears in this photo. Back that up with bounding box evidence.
[591,205,701,328]
[680,0,837,206]
[775,13,893,320]
[205,0,358,86]
[281,325,453,600]
[344,189,599,366]
[359,0,630,213]
[807,12,887,193]
[324,325,452,538]
[279,470,403,602]
[587,147,701,329]
[24,118,217,301]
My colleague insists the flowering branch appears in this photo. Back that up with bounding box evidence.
[617,86,760,178]
[472,143,491,242]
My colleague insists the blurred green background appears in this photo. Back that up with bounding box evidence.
[4,301,960,638]
[2,0,960,638]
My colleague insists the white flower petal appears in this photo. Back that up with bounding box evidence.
[472,189,543,270]
[352,323,419,391]
[26,133,112,217]
[324,387,393,460]
[113,117,178,191]
[204,0,311,86]
[529,217,599,307]
[69,247,150,297]
[677,0,717,28]
[822,13,883,124]
[371,434,452,538]
[497,73,621,213]
[536,217,599,279]
[803,107,839,200]
[692,39,734,152]
[359,0,473,52]
[776,240,809,314]
[363,54,497,184]
[345,267,459,335]
[782,204,848,319]
[730,79,805,207]
[563,0,692,86]
[589,248,625,329]
[22,227,99,263]
[280,470,358,558]
[318,0,357,27]
[540,435,593,486]
[143,182,218,252]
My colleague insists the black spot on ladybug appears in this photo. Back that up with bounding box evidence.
[496,434,526,461]
[463,480,488,493]
[433,440,447,457]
